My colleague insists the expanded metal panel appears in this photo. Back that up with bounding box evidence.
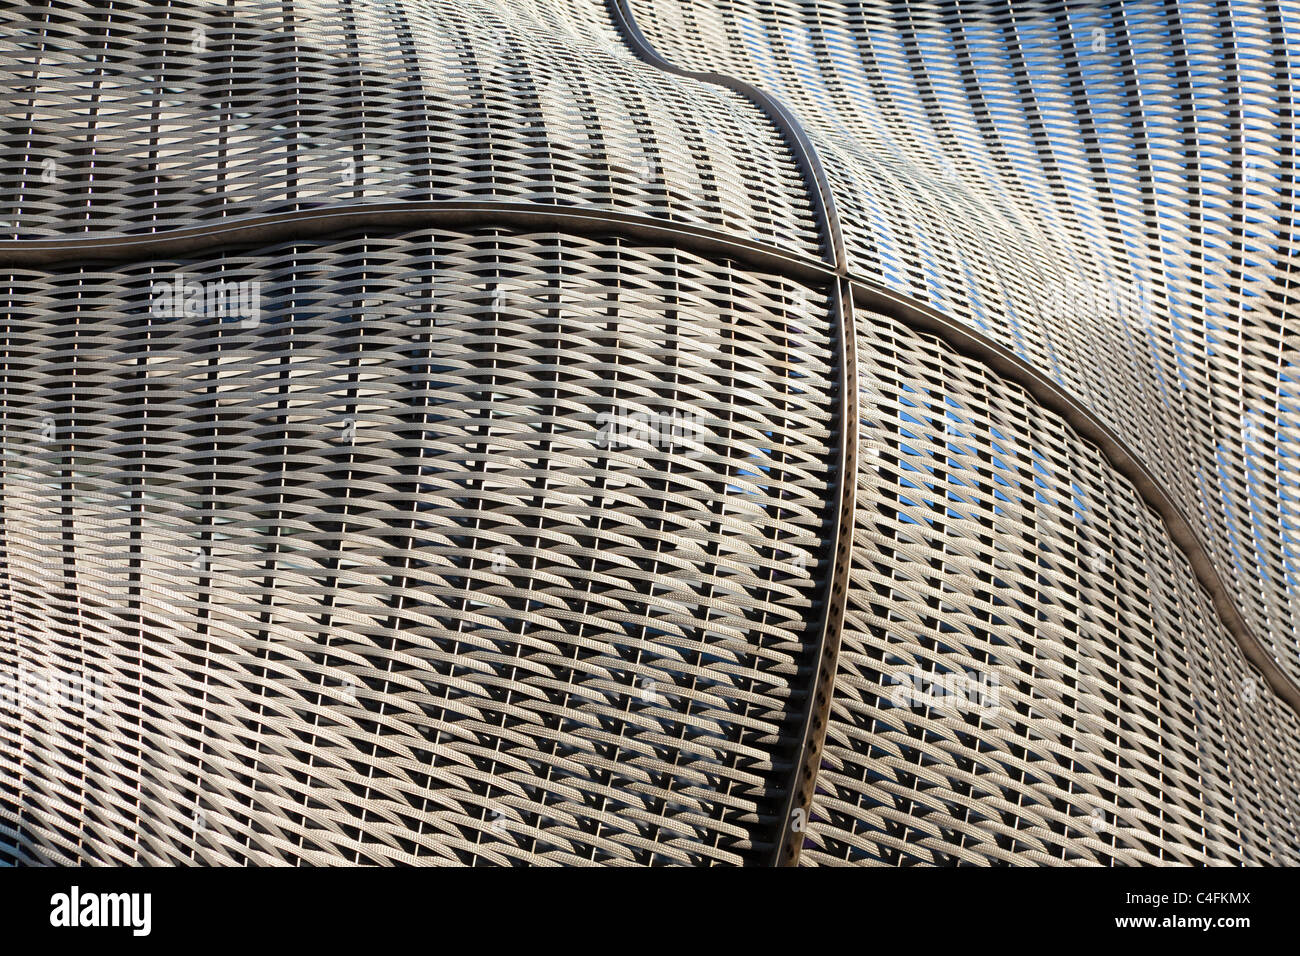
[802,306,1300,866]
[0,229,838,864]
[627,0,1300,691]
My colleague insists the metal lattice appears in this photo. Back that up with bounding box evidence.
[0,0,1296,865]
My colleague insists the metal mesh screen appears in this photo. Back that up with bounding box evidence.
[627,0,1300,695]
[0,229,837,864]
[803,306,1300,866]
[0,0,1296,865]
[0,0,818,253]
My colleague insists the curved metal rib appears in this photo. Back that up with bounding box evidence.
[768,277,857,866]
[604,0,855,864]
[600,0,1300,865]
[605,0,844,273]
[0,200,829,283]
[850,279,1300,725]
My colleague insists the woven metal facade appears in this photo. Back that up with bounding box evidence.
[0,0,1295,865]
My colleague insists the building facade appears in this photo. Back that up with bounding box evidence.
[0,0,1297,865]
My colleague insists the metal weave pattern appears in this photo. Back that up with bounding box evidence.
[0,0,819,254]
[627,0,1300,693]
[805,306,1300,866]
[0,229,837,864]
[0,0,1296,866]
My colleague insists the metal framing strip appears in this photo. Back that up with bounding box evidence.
[849,279,1300,731]
[767,276,857,866]
[591,0,1300,861]
[3,196,1297,848]
[0,200,829,282]
[605,0,845,273]
[606,0,854,866]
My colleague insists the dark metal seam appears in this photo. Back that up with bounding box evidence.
[0,200,831,283]
[603,0,855,866]
[2,198,1295,732]
[768,276,857,867]
[604,0,845,273]
[594,0,1300,851]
